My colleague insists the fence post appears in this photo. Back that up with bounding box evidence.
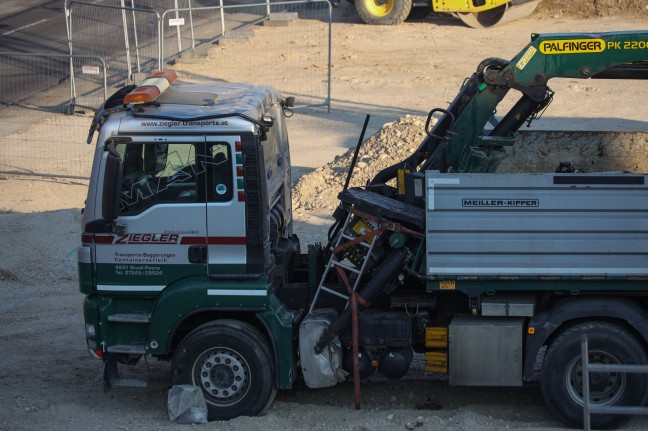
[327,0,332,112]
[219,0,226,37]
[65,4,77,113]
[120,0,133,83]
[158,13,163,70]
[130,0,142,75]
[174,0,183,53]
[188,0,196,49]
[581,336,591,431]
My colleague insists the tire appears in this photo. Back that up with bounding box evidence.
[354,0,412,25]
[171,320,277,420]
[540,321,648,429]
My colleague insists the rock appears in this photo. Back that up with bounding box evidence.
[404,418,424,430]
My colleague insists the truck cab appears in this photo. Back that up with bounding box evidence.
[79,73,298,418]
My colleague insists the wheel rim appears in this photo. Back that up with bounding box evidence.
[194,347,251,406]
[565,350,625,407]
[364,0,394,17]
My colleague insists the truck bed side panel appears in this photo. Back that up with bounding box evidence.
[425,172,648,278]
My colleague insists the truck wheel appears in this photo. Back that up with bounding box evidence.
[540,321,648,429]
[354,0,412,25]
[171,320,276,420]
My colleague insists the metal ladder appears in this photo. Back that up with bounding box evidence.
[308,212,382,314]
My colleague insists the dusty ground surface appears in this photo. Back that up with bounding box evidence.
[2,2,648,430]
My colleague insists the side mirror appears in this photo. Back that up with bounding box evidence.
[284,96,295,108]
[85,141,125,234]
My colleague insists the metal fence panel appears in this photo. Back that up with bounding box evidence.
[65,0,331,110]
[0,52,102,177]
[0,109,93,178]
[0,54,69,111]
[0,0,331,178]
[67,1,161,91]
[163,1,332,108]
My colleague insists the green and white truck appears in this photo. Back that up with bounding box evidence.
[79,32,648,428]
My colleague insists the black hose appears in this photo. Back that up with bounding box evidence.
[490,95,542,136]
[476,57,509,75]
[314,247,410,353]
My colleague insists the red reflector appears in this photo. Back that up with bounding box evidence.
[95,349,103,359]
[235,141,242,152]
[238,191,246,202]
[236,166,245,177]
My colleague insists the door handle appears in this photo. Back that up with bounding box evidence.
[188,245,207,263]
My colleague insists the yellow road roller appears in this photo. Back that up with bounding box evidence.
[354,0,542,27]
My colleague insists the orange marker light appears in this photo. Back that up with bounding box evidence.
[123,70,178,105]
[528,327,535,335]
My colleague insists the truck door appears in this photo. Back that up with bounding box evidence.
[93,137,208,292]
[205,137,247,277]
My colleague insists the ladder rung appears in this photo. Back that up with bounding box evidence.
[340,234,372,248]
[332,260,361,274]
[320,285,349,300]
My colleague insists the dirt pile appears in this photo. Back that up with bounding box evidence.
[293,118,648,213]
[537,0,648,18]
[293,115,428,211]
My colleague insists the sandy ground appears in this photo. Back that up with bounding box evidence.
[1,2,648,430]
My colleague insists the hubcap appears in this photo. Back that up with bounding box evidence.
[365,0,394,17]
[195,348,250,405]
[565,350,625,406]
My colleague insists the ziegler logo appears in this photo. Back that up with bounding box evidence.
[539,39,605,54]
[115,233,179,244]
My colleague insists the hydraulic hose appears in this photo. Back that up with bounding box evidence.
[313,247,410,353]
[490,94,543,136]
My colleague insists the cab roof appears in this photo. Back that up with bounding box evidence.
[133,82,282,122]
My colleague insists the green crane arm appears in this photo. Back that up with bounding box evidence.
[370,31,648,183]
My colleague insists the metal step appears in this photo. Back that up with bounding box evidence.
[112,378,147,388]
[106,344,147,355]
[107,313,150,324]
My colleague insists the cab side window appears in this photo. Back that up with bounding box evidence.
[117,142,199,214]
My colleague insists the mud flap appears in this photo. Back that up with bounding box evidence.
[102,353,119,393]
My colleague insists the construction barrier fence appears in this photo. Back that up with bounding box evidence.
[0,0,331,178]
[65,0,332,110]
[0,53,105,178]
